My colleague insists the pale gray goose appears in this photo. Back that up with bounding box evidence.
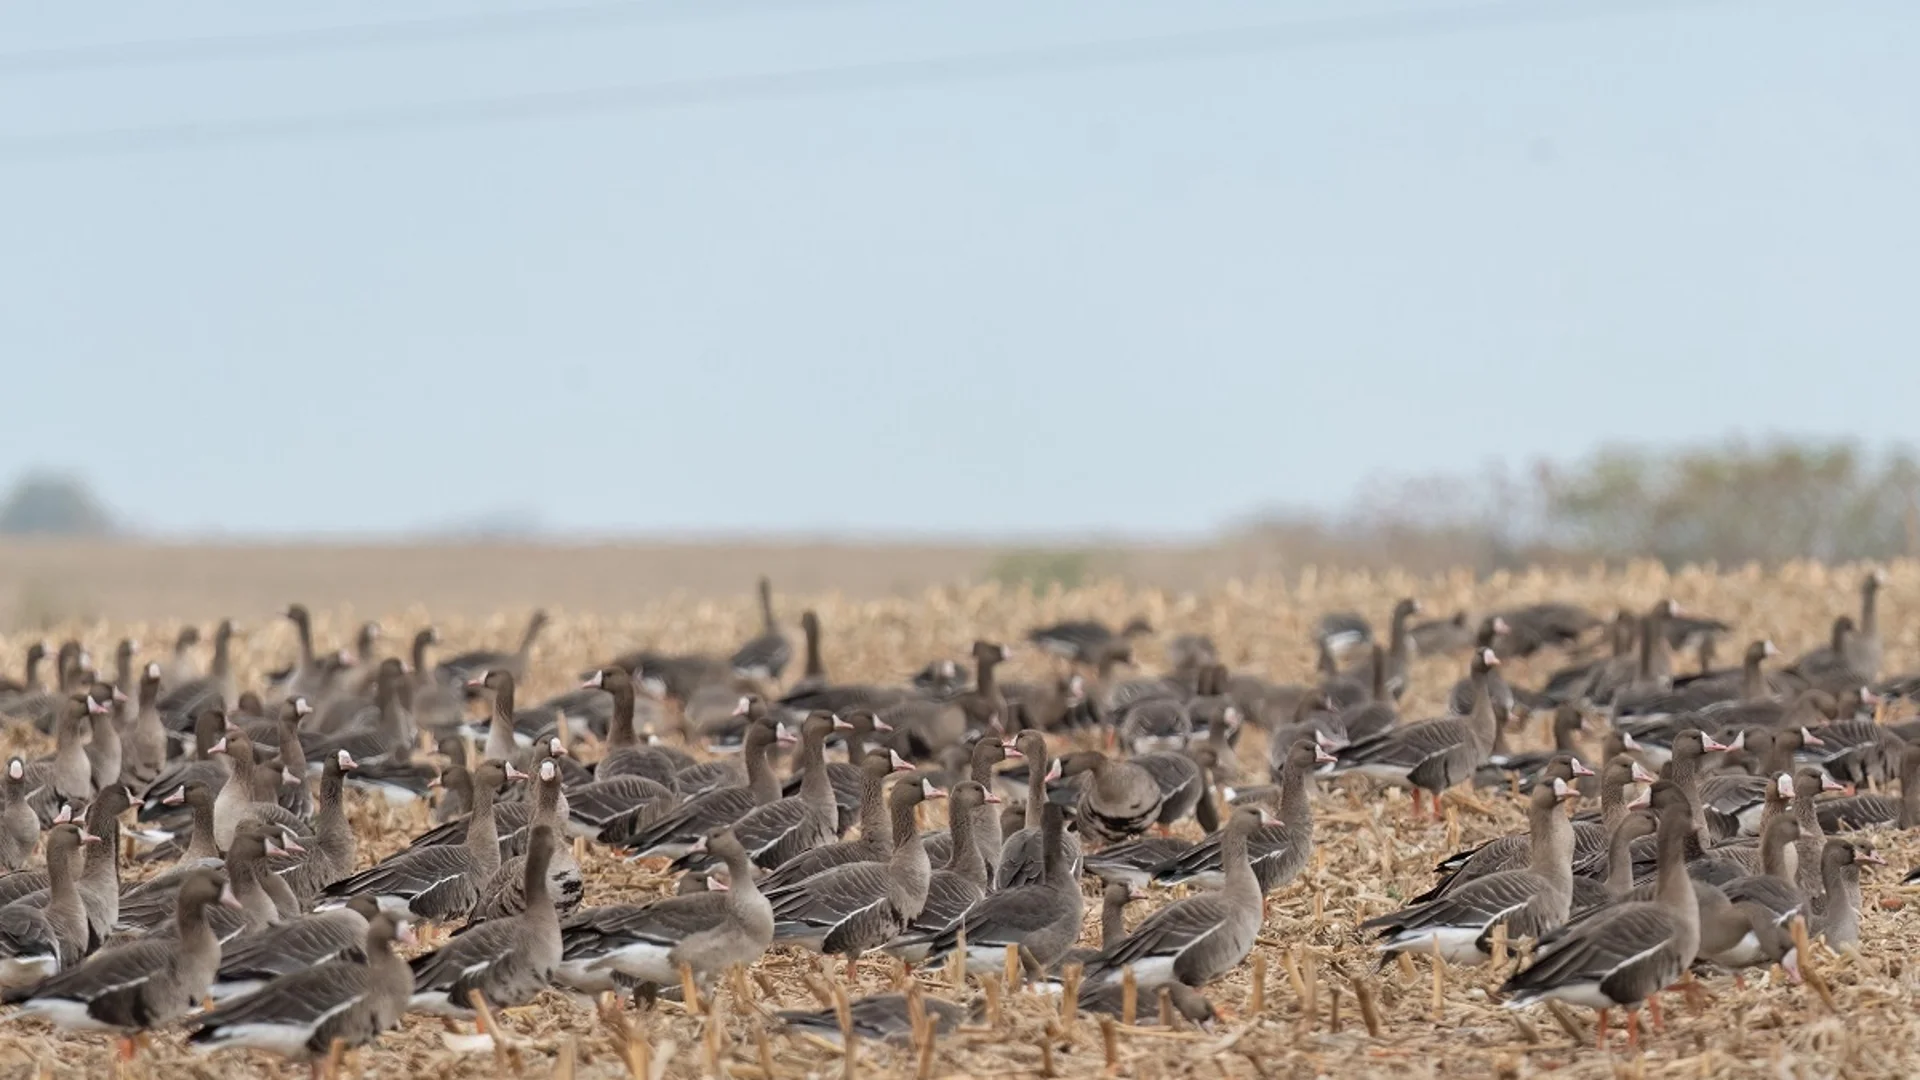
[407,824,562,1016]
[674,712,846,873]
[1333,648,1501,819]
[1360,779,1579,966]
[320,760,520,920]
[463,757,583,924]
[777,993,972,1045]
[553,828,772,994]
[759,750,912,891]
[189,910,415,1066]
[0,758,38,871]
[608,718,786,854]
[1064,750,1164,846]
[883,780,997,956]
[214,895,382,998]
[767,777,942,976]
[920,735,1010,876]
[434,610,548,689]
[208,729,309,853]
[1152,739,1332,893]
[729,577,792,682]
[3,867,239,1063]
[1084,805,1270,989]
[910,802,1083,972]
[1500,782,1701,1049]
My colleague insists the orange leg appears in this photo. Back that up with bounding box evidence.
[1410,789,1425,820]
[116,1036,137,1062]
[1625,1009,1641,1051]
[1595,1008,1610,1049]
[845,955,858,983]
[1646,994,1665,1033]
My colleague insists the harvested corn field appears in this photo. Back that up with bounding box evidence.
[3,561,1920,1079]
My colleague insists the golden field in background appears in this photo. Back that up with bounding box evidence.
[1,560,1919,1077]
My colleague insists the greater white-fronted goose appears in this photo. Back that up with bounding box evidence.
[137,704,228,823]
[554,828,772,993]
[1478,705,1589,789]
[81,682,125,797]
[1410,610,1474,656]
[1062,750,1164,847]
[1314,611,1372,661]
[0,899,61,990]
[1446,621,1518,722]
[1333,648,1502,820]
[117,818,283,937]
[776,992,971,1045]
[18,823,93,971]
[8,786,130,950]
[430,763,472,828]
[214,895,382,998]
[1809,838,1880,949]
[1818,744,1920,831]
[1717,812,1805,927]
[611,719,786,854]
[1152,739,1331,894]
[1493,602,1603,657]
[729,577,792,682]
[1027,617,1153,666]
[678,712,846,873]
[1500,781,1700,1049]
[1062,880,1144,968]
[920,736,1009,876]
[1084,835,1195,891]
[408,824,562,1016]
[1115,698,1192,757]
[404,738,568,858]
[996,733,1082,889]
[1615,639,1782,721]
[1132,750,1205,833]
[464,757,582,924]
[0,641,48,703]
[270,749,358,902]
[1784,767,1846,899]
[435,610,549,689]
[208,729,309,853]
[122,662,168,785]
[0,642,79,732]
[912,803,1083,972]
[321,759,520,920]
[4,867,239,1062]
[22,694,97,820]
[768,778,942,976]
[189,910,414,1068]
[1073,979,1217,1028]
[0,759,37,871]
[885,781,997,955]
[1361,779,1579,966]
[580,666,681,788]
[759,750,913,891]
[1342,598,1421,700]
[777,707,902,834]
[157,619,236,727]
[1084,805,1269,990]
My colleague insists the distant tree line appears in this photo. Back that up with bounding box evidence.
[0,473,115,536]
[1230,440,1920,573]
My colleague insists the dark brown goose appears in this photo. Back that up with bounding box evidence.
[189,910,414,1069]
[1152,739,1331,893]
[434,610,549,688]
[911,803,1083,971]
[883,780,997,956]
[214,895,382,998]
[1063,750,1165,846]
[408,825,562,1016]
[676,712,846,873]
[611,718,787,854]
[320,760,520,920]
[1333,648,1501,819]
[920,735,1010,876]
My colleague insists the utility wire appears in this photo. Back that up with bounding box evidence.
[0,0,1732,165]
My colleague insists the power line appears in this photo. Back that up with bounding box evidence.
[0,0,1731,165]
[0,0,869,76]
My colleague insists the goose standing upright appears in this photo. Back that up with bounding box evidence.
[678,712,846,872]
[321,760,521,920]
[913,803,1084,972]
[1334,648,1502,820]
[729,577,792,683]
[0,759,38,871]
[408,825,563,1016]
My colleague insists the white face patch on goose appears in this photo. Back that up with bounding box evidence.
[540,761,558,781]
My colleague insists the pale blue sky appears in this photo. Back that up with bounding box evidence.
[1,0,1915,539]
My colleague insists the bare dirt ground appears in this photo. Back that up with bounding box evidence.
[1,558,1917,1078]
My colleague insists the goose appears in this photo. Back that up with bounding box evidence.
[3,867,240,1063]
[1808,838,1880,949]
[189,910,415,1071]
[430,763,473,828]
[1818,744,1920,831]
[1410,610,1475,657]
[1062,880,1146,968]
[1314,611,1372,661]
[1,642,84,732]
[996,733,1081,889]
[1132,750,1206,834]
[1718,811,1806,928]
[610,719,787,854]
[1447,623,1517,722]
[22,694,98,819]
[1341,598,1421,700]
[81,683,125,798]
[6,786,131,950]
[1360,779,1579,966]
[1083,805,1271,990]
[404,738,570,858]
[920,736,1010,877]
[767,777,942,976]
[12,823,94,971]
[320,760,521,920]
[463,757,583,923]
[1073,979,1218,1029]
[137,705,229,823]
[0,900,61,990]
[729,577,792,682]
[434,610,549,688]
[1694,727,1821,836]
[1152,739,1332,894]
[0,641,48,702]
[759,750,915,891]
[1478,705,1588,789]
[208,729,309,852]
[1063,750,1164,846]
[1027,617,1153,666]
[1784,767,1847,899]
[1615,640,1782,721]
[1500,781,1701,1050]
[553,828,772,994]
[270,750,360,902]
[408,824,562,1016]
[1333,648,1502,819]
[214,895,382,998]
[883,780,997,956]
[157,619,237,727]
[1084,835,1196,891]
[581,666,683,788]
[777,707,901,834]
[1115,698,1193,757]
[674,712,847,874]
[116,819,285,936]
[123,662,168,785]
[0,759,38,871]
[777,993,972,1045]
[910,803,1083,973]
[1493,602,1603,657]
